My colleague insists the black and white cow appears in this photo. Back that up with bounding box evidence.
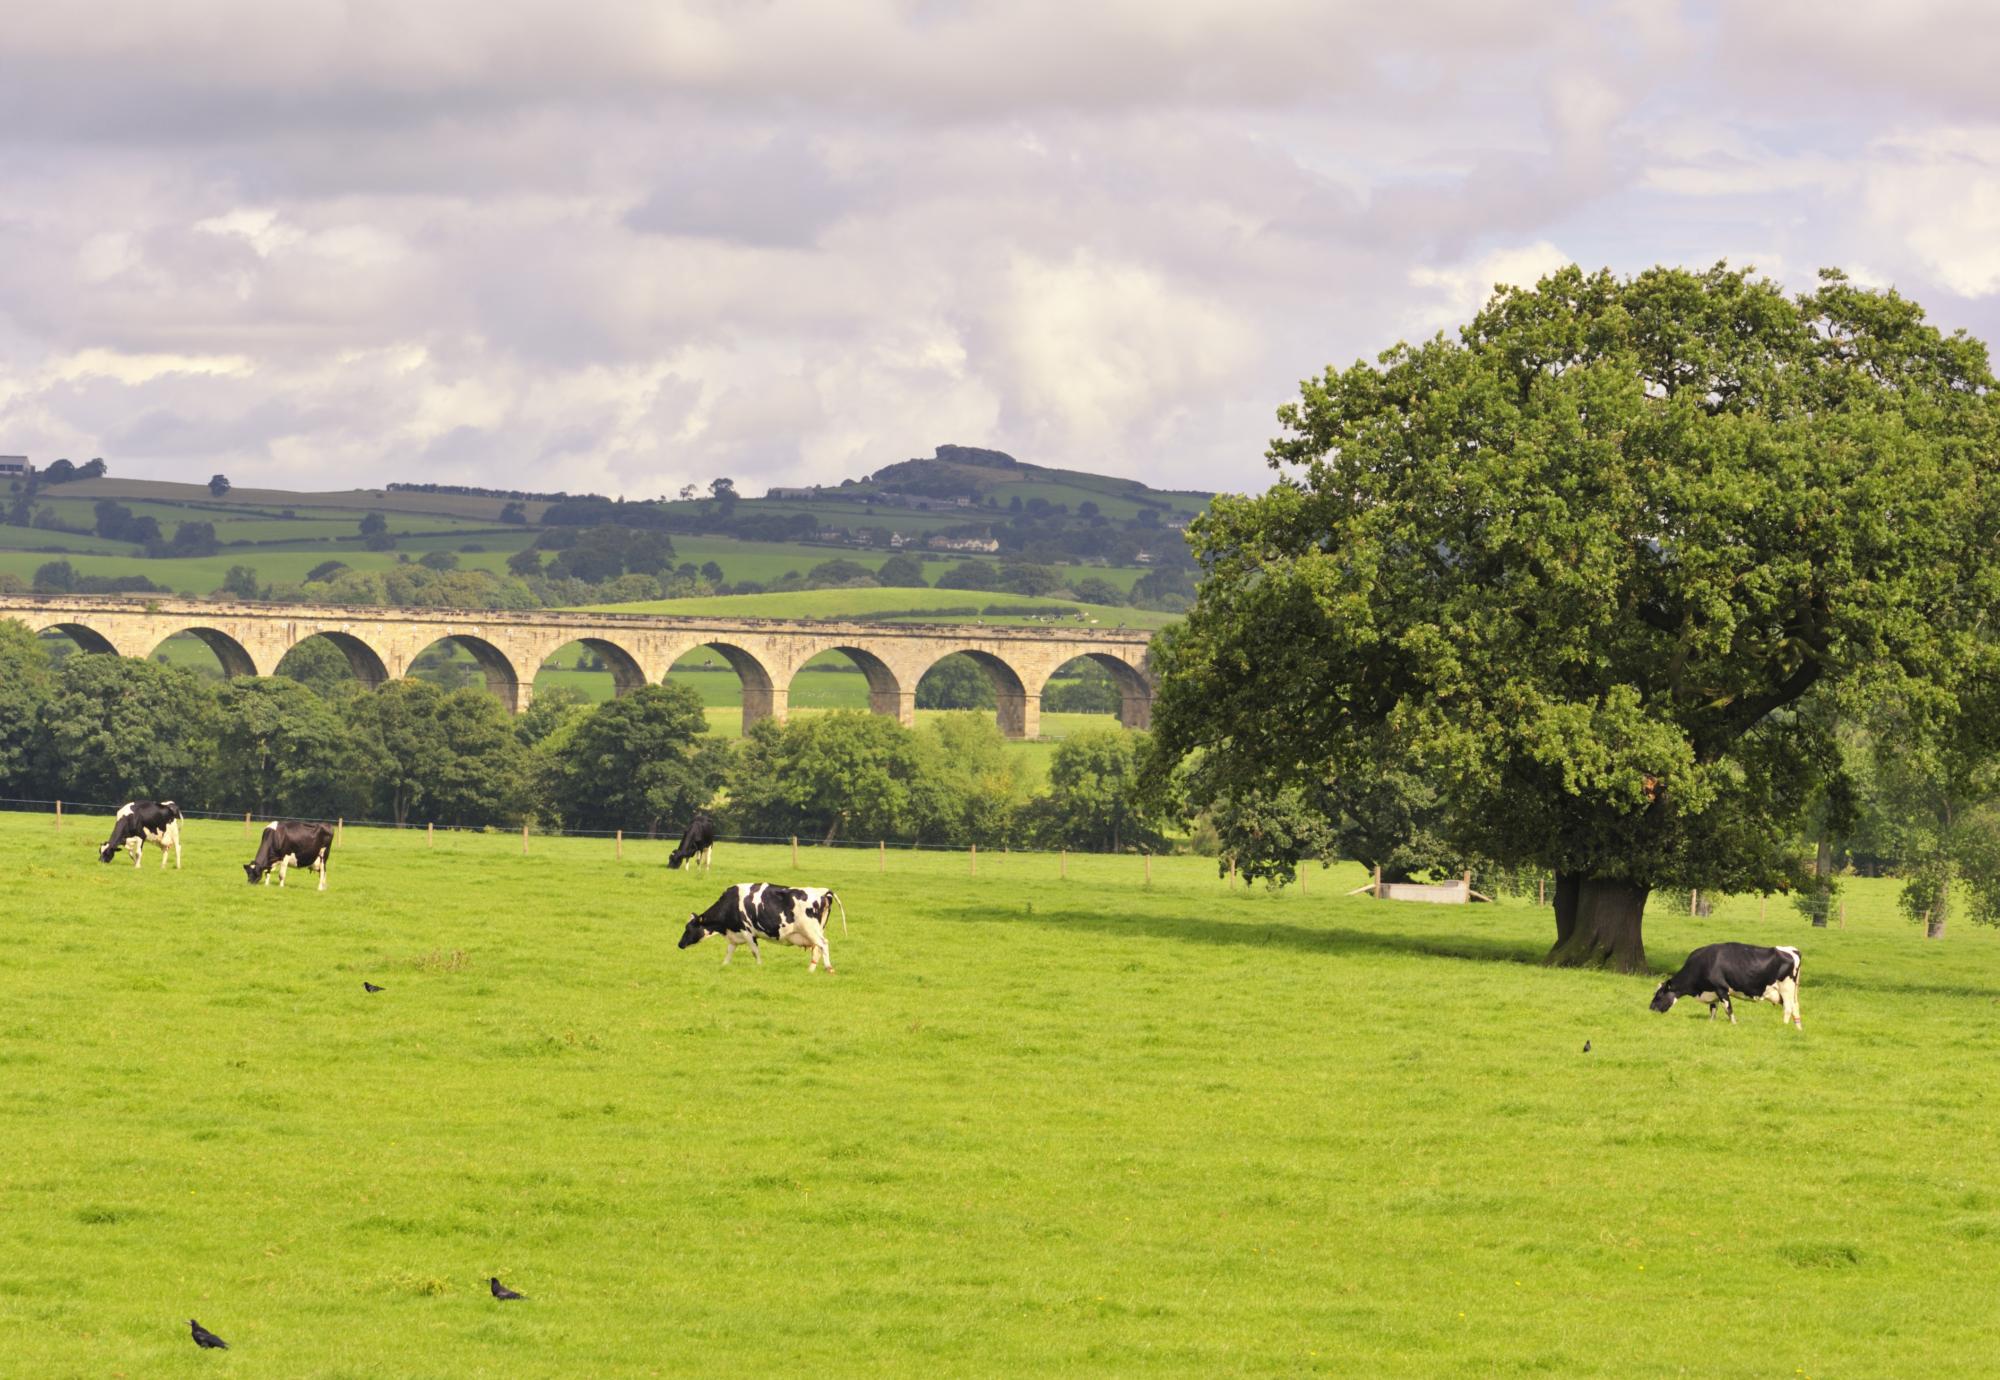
[667,814,716,873]
[243,821,335,891]
[677,883,846,972]
[99,801,183,870]
[1650,942,1802,1029]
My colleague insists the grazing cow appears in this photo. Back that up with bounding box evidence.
[667,813,716,873]
[99,801,183,870]
[243,821,335,891]
[678,883,841,972]
[1651,942,1802,1029]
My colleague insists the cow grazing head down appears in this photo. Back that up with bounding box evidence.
[678,915,709,949]
[1649,983,1679,1014]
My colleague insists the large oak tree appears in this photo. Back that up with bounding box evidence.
[1150,265,2000,971]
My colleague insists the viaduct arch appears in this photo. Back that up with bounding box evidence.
[6,595,1157,740]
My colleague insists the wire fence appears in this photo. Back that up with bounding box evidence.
[0,795,1188,875]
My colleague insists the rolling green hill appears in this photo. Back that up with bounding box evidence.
[3,445,1204,626]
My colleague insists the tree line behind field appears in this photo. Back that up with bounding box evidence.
[9,524,1193,614]
[0,623,1167,852]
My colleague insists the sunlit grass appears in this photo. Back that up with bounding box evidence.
[3,811,1997,1376]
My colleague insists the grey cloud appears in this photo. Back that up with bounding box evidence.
[5,2,2000,499]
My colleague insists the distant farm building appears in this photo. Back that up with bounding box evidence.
[927,534,1001,553]
[765,486,819,500]
[0,456,29,479]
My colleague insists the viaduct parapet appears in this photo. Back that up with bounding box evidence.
[0,595,1157,739]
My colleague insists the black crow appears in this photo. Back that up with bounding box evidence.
[189,1318,228,1349]
[363,982,385,993]
[1582,1040,1592,1053]
[490,1277,525,1300]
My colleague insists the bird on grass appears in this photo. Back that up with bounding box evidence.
[363,981,385,993]
[490,1277,526,1300]
[1582,1040,1592,1053]
[189,1318,229,1349]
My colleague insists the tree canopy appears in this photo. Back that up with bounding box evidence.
[1150,264,2000,971]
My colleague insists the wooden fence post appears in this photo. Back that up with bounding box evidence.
[337,818,344,841]
[879,840,885,873]
[1690,890,1698,918]
[1060,848,1067,879]
[1539,877,1545,906]
[615,829,623,860]
[1298,866,1307,895]
[1373,864,1383,899]
[970,843,977,876]
[1144,851,1152,886]
[522,822,529,856]
[243,811,251,836]
[791,836,798,869]
[53,800,61,828]
[427,821,434,848]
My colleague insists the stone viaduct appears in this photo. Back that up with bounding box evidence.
[0,595,1157,739]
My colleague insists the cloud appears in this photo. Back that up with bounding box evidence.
[2,2,1999,498]
[1407,241,1572,336]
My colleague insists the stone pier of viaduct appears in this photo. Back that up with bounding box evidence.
[0,595,1157,739]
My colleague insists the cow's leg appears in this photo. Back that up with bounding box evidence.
[722,934,736,965]
[1723,993,1736,1024]
[171,825,182,871]
[129,840,143,869]
[1781,978,1802,1029]
[751,934,763,966]
[277,855,290,888]
[316,849,328,892]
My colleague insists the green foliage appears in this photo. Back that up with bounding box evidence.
[1044,660,1120,714]
[429,688,534,826]
[207,474,230,497]
[33,558,74,592]
[0,621,54,795]
[875,553,928,587]
[1153,263,2000,966]
[935,561,999,591]
[915,654,997,710]
[548,684,721,836]
[359,511,389,537]
[219,564,261,599]
[1033,727,1164,852]
[342,679,454,826]
[806,558,878,587]
[274,635,365,700]
[915,713,1029,845]
[997,562,1064,596]
[728,712,935,844]
[1070,575,1125,606]
[36,654,220,806]
[211,677,370,819]
[418,550,460,572]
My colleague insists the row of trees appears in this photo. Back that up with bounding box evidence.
[0,625,1164,852]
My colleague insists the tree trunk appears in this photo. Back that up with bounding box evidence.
[1928,875,1949,940]
[1545,877,1648,973]
[1551,872,1581,948]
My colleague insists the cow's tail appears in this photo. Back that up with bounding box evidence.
[833,891,848,935]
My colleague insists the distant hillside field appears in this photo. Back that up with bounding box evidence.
[587,588,1177,628]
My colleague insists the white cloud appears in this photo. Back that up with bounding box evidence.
[1407,241,1572,336]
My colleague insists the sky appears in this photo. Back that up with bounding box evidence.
[3,0,1999,500]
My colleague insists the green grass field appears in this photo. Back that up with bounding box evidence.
[3,811,1996,1376]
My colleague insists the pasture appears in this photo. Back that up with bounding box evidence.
[3,811,1997,1377]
